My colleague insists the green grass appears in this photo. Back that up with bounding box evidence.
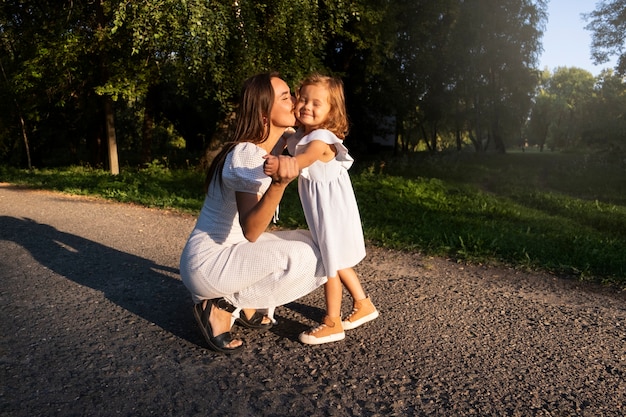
[0,162,205,212]
[2,151,625,285]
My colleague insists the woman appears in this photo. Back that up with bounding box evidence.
[180,72,327,354]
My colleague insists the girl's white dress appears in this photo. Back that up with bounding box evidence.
[288,128,366,278]
[180,142,327,309]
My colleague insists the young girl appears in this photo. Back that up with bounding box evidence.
[264,73,378,345]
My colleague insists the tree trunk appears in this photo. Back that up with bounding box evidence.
[18,115,32,170]
[1,58,32,169]
[491,114,506,154]
[96,0,119,175]
[417,123,432,152]
[429,123,438,152]
[141,88,156,164]
[104,97,119,175]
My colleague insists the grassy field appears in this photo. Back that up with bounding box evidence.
[2,150,625,286]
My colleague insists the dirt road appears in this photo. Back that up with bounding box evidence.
[1,183,625,416]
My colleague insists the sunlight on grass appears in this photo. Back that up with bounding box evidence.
[1,152,625,285]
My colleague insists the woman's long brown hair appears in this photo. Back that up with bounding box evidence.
[204,72,279,192]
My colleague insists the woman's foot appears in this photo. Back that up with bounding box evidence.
[193,299,243,353]
[299,316,345,345]
[236,309,273,330]
[342,296,379,330]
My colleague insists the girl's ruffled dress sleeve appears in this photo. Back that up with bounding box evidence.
[295,129,354,170]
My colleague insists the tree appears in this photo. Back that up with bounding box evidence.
[446,0,546,153]
[585,0,626,75]
[526,69,554,151]
[0,0,336,168]
[103,0,336,155]
[0,1,72,167]
[0,0,125,172]
[393,0,459,153]
[323,0,546,155]
[0,0,554,168]
[305,0,392,154]
[584,69,626,152]
[546,67,595,150]
[525,67,597,151]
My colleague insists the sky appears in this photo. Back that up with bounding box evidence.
[539,0,617,75]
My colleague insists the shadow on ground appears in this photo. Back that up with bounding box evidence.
[0,215,199,344]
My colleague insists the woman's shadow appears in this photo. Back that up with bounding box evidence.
[0,215,200,344]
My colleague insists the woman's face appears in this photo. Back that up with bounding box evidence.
[269,77,296,128]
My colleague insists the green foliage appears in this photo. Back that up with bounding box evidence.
[2,152,625,285]
[1,0,553,169]
[526,67,626,153]
[585,0,626,74]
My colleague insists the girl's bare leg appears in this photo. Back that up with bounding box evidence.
[324,276,343,318]
[338,267,366,301]
[337,268,379,330]
[299,276,345,345]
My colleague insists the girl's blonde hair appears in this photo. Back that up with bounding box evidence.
[297,73,349,139]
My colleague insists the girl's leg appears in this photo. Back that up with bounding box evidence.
[337,267,367,301]
[299,276,345,345]
[338,268,379,331]
[324,275,343,318]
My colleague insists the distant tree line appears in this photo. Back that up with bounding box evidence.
[526,67,626,156]
[0,0,624,173]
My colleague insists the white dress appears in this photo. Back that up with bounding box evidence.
[179,142,327,309]
[288,128,366,278]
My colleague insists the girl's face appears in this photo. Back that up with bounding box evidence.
[295,84,331,132]
[269,77,296,128]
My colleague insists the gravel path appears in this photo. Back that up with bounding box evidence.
[1,183,625,416]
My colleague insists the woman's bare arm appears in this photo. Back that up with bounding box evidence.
[236,155,299,242]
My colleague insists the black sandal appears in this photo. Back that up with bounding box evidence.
[236,310,274,330]
[193,298,243,354]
